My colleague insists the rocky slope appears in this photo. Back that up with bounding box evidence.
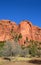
[0,20,41,45]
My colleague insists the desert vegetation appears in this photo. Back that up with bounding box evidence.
[0,35,41,65]
[0,33,41,64]
[0,36,41,58]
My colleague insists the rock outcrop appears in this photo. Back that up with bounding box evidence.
[0,20,17,41]
[18,20,41,45]
[0,20,41,45]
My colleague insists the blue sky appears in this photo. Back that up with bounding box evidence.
[0,0,41,27]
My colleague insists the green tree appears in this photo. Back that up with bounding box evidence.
[14,34,19,42]
[0,41,5,50]
[14,33,22,42]
[0,41,5,56]
[29,40,38,57]
[18,33,22,39]
[37,42,41,57]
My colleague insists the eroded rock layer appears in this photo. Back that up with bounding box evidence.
[0,20,41,45]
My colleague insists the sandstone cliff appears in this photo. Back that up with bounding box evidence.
[0,20,41,45]
[17,20,41,46]
[0,20,17,41]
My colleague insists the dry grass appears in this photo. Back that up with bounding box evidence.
[0,57,41,65]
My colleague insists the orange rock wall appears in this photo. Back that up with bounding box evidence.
[0,20,41,45]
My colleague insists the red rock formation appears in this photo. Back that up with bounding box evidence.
[32,26,41,42]
[0,20,41,46]
[17,20,41,45]
[0,20,17,41]
[17,20,32,45]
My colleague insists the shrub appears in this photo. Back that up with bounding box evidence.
[0,41,5,50]
[12,41,22,56]
[37,42,41,57]
[18,33,22,39]
[0,41,5,56]
[20,46,29,57]
[14,34,19,42]
[1,41,12,57]
[29,41,38,57]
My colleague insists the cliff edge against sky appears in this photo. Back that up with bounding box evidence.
[0,20,41,45]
